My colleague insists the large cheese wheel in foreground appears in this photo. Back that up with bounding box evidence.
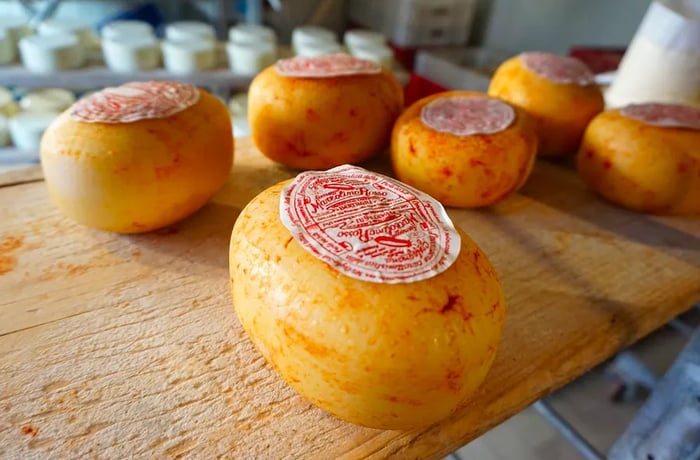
[489,52,604,157]
[248,54,403,170]
[577,103,700,215]
[391,90,537,208]
[41,81,233,233]
[230,166,505,429]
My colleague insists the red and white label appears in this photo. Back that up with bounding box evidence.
[70,81,200,123]
[421,96,515,136]
[275,53,381,78]
[521,52,594,86]
[280,165,461,284]
[620,103,700,130]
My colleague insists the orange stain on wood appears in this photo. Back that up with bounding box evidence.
[0,235,24,275]
[21,425,39,437]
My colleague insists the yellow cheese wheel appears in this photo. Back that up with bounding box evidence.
[229,173,505,429]
[577,103,700,214]
[248,54,403,170]
[489,52,604,157]
[41,82,233,233]
[391,91,537,208]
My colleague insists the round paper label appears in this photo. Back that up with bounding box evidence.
[280,165,461,284]
[275,53,382,78]
[521,52,595,86]
[421,96,515,136]
[620,103,700,130]
[70,81,200,123]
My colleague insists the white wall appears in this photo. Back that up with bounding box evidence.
[478,0,651,54]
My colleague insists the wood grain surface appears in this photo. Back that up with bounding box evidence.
[1,138,699,459]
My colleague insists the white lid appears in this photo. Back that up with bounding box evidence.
[19,33,80,50]
[344,29,386,49]
[165,21,216,41]
[295,40,342,57]
[20,88,76,113]
[162,39,216,52]
[292,25,336,48]
[103,34,158,49]
[229,24,276,44]
[350,43,393,65]
[38,19,91,36]
[101,20,155,40]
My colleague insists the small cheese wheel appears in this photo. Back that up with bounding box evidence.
[165,21,216,42]
[391,91,538,208]
[101,20,155,40]
[230,175,505,429]
[489,52,604,157]
[249,54,403,170]
[344,29,386,51]
[295,40,342,57]
[19,34,83,73]
[10,111,58,151]
[577,103,700,215]
[103,35,160,73]
[37,19,94,47]
[40,82,233,233]
[20,88,76,113]
[162,39,216,74]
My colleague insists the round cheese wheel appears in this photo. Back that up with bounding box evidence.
[248,54,403,170]
[391,91,537,208]
[226,40,276,75]
[344,29,386,51]
[489,52,604,157]
[350,43,393,68]
[229,167,505,429]
[40,81,233,233]
[292,25,336,53]
[577,103,700,215]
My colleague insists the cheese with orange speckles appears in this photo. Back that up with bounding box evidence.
[40,82,233,233]
[391,91,537,208]
[577,103,700,215]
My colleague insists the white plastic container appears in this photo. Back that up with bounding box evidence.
[0,31,15,65]
[101,20,155,40]
[162,40,216,74]
[165,21,216,42]
[350,43,394,67]
[344,29,386,51]
[226,40,276,74]
[38,19,94,48]
[19,34,84,73]
[292,25,337,54]
[103,35,160,73]
[229,24,277,45]
[606,0,700,108]
[9,111,58,151]
[20,88,76,113]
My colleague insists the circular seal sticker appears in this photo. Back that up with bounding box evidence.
[620,103,700,130]
[70,81,200,123]
[521,52,594,86]
[275,53,382,78]
[280,165,461,284]
[421,96,515,136]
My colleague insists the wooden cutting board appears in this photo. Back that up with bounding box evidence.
[1,138,699,459]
